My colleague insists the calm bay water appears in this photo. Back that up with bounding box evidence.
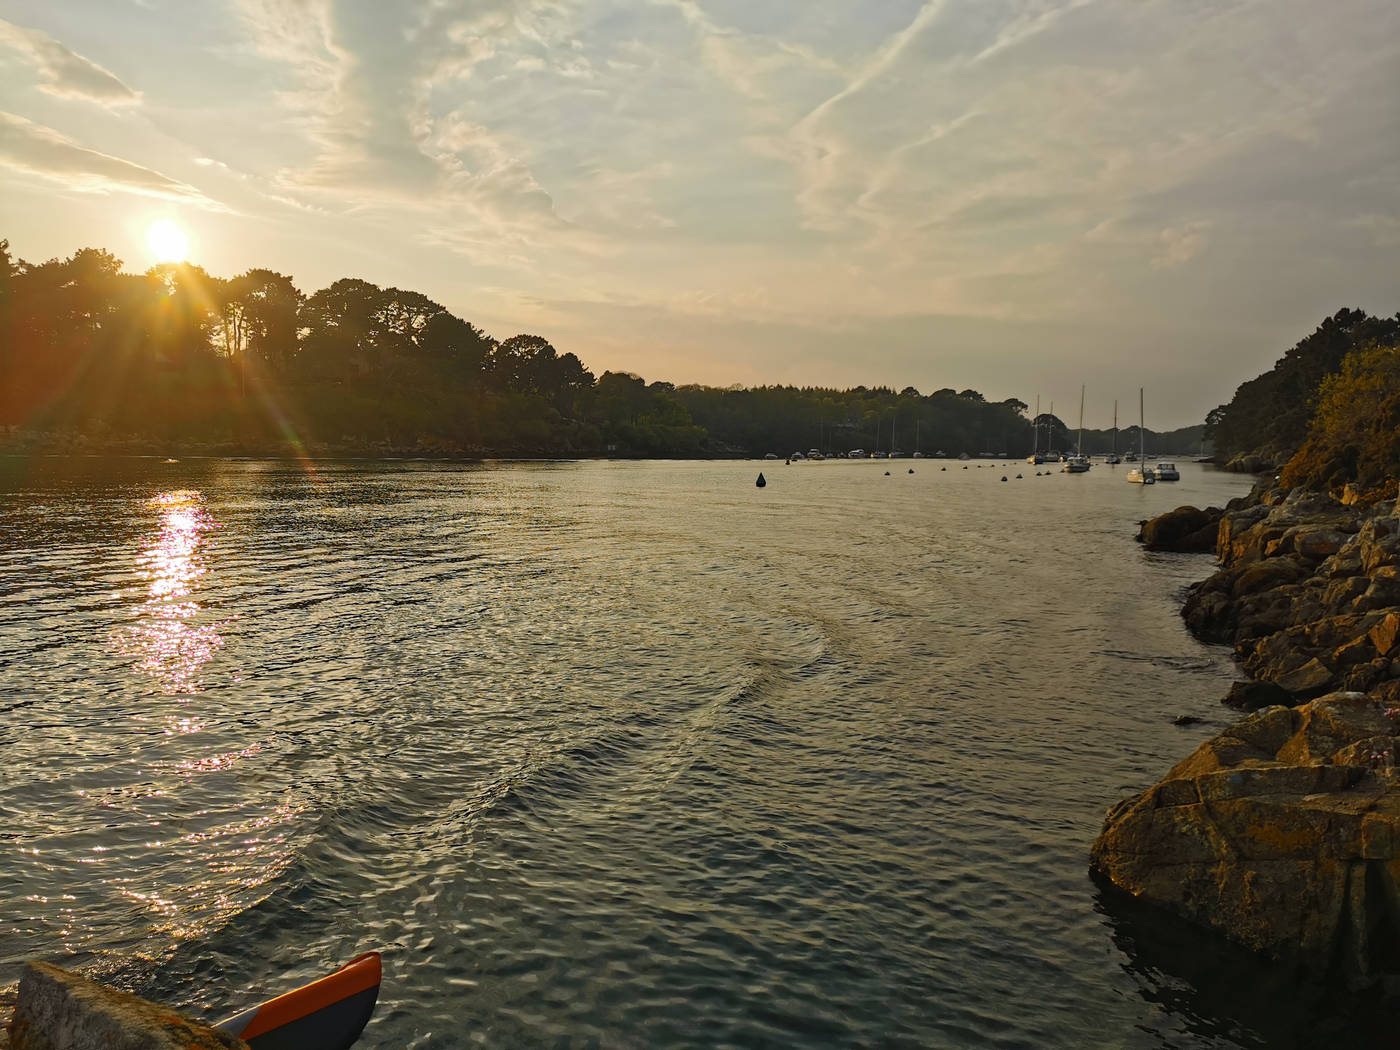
[0,455,1373,1048]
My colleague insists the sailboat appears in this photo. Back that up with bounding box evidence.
[1062,386,1091,472]
[1127,388,1155,484]
[1027,395,1047,464]
[1104,400,1122,464]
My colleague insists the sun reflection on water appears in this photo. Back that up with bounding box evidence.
[113,490,226,701]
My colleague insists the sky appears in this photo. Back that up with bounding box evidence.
[0,0,1396,428]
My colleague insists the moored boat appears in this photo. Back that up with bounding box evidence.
[1127,389,1154,484]
[1062,453,1091,473]
[1062,385,1091,473]
[1154,460,1180,481]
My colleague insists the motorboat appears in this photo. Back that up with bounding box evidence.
[1155,461,1180,481]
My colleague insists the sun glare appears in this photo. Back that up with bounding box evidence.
[146,219,190,263]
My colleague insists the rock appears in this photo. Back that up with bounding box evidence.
[1222,678,1297,711]
[1334,635,1378,668]
[1091,692,1400,978]
[1230,557,1310,598]
[1138,505,1223,552]
[1272,657,1338,697]
[1287,525,1351,560]
[1324,575,1371,608]
[1370,612,1400,657]
[1354,577,1400,614]
[1181,587,1234,644]
[7,962,247,1050]
[1216,504,1270,564]
[1359,518,1400,574]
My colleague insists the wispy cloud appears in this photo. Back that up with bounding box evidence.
[0,18,140,106]
[0,111,214,204]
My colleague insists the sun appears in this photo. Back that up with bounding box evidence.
[145,219,191,263]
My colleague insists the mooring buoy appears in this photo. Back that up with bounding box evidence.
[756,473,766,488]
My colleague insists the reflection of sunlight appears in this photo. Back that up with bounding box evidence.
[112,490,225,700]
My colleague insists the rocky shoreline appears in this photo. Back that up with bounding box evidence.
[1094,486,1400,982]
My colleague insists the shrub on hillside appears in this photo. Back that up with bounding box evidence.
[1280,343,1400,502]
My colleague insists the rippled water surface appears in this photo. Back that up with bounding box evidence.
[2,455,1365,1047]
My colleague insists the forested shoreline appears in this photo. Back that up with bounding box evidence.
[0,239,1052,459]
[5,237,1371,463]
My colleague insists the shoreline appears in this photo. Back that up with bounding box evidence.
[1093,484,1400,981]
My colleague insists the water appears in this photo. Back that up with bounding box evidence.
[0,455,1377,1048]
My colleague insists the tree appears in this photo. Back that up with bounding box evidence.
[219,269,302,375]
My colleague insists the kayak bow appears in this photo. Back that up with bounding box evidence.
[216,951,381,1050]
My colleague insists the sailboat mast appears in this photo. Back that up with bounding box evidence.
[1077,384,1084,456]
[1139,387,1146,460]
[1112,400,1118,455]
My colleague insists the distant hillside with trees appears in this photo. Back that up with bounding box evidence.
[0,236,1277,461]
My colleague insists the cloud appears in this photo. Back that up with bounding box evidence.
[0,111,214,203]
[1152,221,1210,269]
[0,18,140,106]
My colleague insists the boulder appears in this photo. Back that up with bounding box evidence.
[1091,692,1400,979]
[1370,612,1400,658]
[1271,657,1338,698]
[1334,635,1378,668]
[7,962,246,1050]
[1222,679,1296,711]
[1230,557,1310,598]
[1138,505,1223,552]
[1286,525,1352,560]
[1359,517,1400,575]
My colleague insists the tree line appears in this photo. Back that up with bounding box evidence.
[0,239,1055,458]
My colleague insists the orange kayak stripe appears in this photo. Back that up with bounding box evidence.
[239,953,382,1040]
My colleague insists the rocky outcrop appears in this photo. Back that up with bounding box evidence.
[1096,483,1400,976]
[1136,505,1224,552]
[1177,491,1400,705]
[5,963,245,1050]
[1091,692,1400,980]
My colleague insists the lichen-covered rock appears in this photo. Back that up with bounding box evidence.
[1091,692,1400,979]
[6,963,246,1050]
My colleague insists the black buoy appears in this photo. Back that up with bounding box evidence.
[756,472,766,488]
[908,468,914,474]
[884,471,891,476]
[785,458,791,465]
[1016,473,1023,479]
[1001,475,1007,481]
[963,465,968,469]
